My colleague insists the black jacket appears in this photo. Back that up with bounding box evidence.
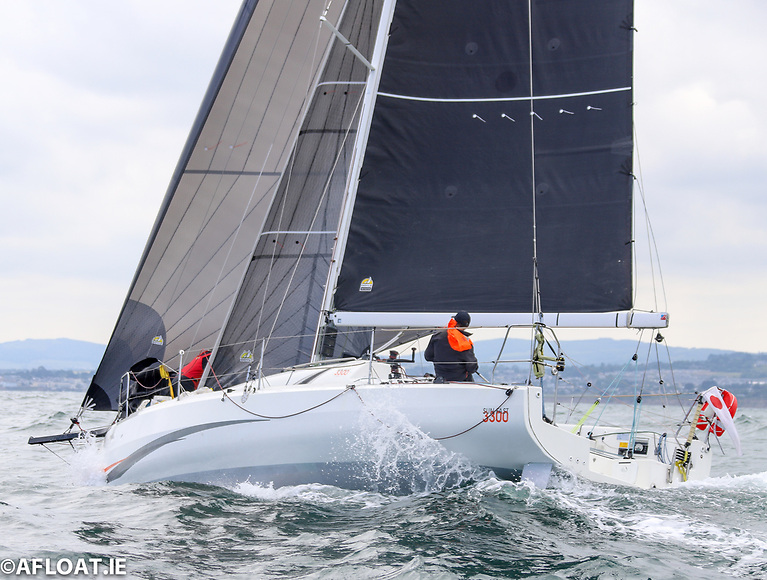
[424,329,479,381]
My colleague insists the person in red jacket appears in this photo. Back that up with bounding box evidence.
[180,350,212,390]
[424,311,479,382]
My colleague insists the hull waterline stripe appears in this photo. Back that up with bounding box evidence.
[103,458,126,472]
[105,419,266,483]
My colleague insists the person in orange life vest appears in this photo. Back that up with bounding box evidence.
[424,311,479,382]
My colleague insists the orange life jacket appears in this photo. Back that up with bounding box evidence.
[446,318,473,352]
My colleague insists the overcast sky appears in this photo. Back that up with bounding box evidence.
[1,1,765,354]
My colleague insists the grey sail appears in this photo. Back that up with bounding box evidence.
[332,0,634,317]
[84,0,345,410]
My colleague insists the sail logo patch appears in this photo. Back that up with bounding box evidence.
[151,335,164,346]
[240,350,254,363]
[359,277,373,292]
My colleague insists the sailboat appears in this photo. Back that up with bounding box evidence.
[30,0,740,490]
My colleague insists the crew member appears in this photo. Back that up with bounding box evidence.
[424,311,479,382]
[180,350,212,391]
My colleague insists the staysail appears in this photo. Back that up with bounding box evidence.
[84,0,345,410]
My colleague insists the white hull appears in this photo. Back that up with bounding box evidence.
[101,361,712,490]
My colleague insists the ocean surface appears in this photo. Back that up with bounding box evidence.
[3,390,765,579]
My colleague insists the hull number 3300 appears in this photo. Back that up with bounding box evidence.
[483,408,509,423]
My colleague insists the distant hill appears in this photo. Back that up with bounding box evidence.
[0,336,741,372]
[0,339,104,370]
[396,337,739,377]
[472,337,735,367]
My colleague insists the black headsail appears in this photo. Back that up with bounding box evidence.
[84,0,346,411]
[331,0,635,323]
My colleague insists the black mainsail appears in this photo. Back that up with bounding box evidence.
[333,0,634,318]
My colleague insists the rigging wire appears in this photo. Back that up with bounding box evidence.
[522,0,545,389]
[632,122,669,312]
[208,5,332,362]
[41,444,71,466]
[248,6,336,363]
[587,358,635,431]
[259,89,366,358]
[661,337,687,413]
[241,3,373,369]
[526,0,542,321]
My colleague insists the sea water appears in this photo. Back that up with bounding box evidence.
[3,390,765,579]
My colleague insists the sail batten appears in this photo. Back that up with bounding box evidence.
[377,86,631,103]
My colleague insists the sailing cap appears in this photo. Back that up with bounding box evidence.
[453,311,471,327]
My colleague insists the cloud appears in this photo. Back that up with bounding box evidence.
[0,1,241,343]
[0,0,764,355]
[629,0,767,352]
